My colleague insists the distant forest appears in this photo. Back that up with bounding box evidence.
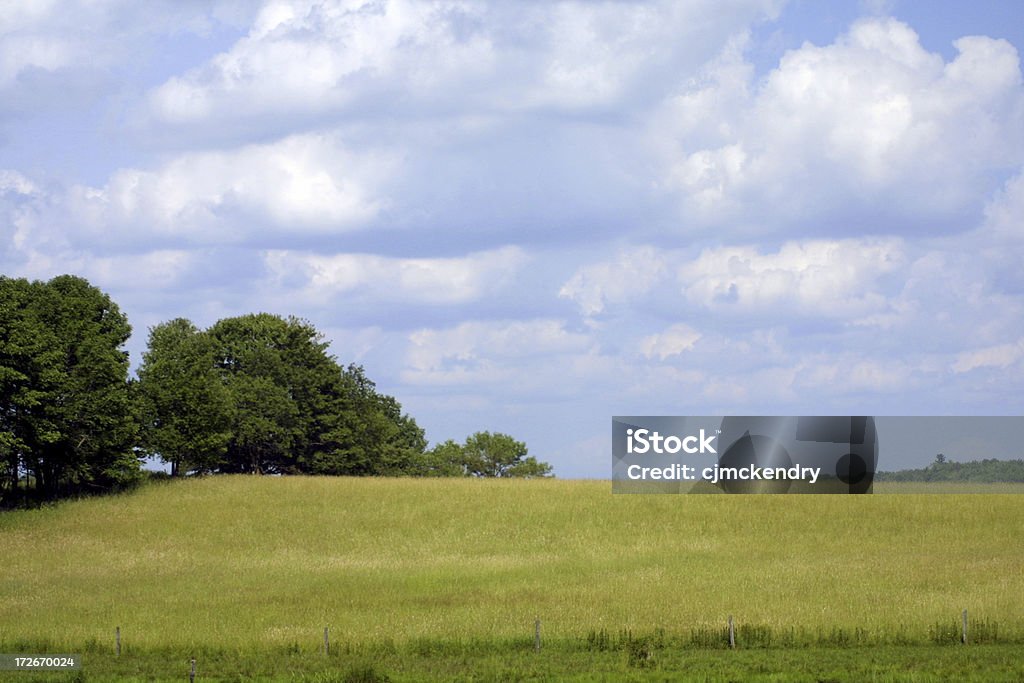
[876,455,1024,483]
[0,275,551,507]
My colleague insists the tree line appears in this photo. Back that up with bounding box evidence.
[875,454,1024,483]
[0,275,551,506]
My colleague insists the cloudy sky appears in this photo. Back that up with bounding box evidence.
[3,0,1023,476]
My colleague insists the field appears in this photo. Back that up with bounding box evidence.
[1,476,1023,681]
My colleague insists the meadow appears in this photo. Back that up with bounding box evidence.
[1,476,1023,681]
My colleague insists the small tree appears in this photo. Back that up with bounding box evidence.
[417,439,468,477]
[429,431,553,478]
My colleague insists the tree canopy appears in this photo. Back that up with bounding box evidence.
[0,275,140,504]
[422,432,553,478]
[138,313,429,477]
[136,318,233,476]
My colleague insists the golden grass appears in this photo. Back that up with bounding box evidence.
[1,476,1022,650]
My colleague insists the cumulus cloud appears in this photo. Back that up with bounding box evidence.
[263,246,527,306]
[557,246,668,316]
[981,169,1024,240]
[793,355,913,393]
[679,238,906,316]
[0,1,251,105]
[953,339,1024,373]
[1,2,89,88]
[61,133,391,244]
[147,0,494,124]
[0,169,48,265]
[639,323,702,360]
[657,17,1024,230]
[142,0,784,132]
[81,250,198,292]
[560,237,906,320]
[0,170,38,196]
[403,319,595,390]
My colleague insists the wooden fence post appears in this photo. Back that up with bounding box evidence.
[962,609,968,644]
[534,617,541,652]
[189,657,196,682]
[728,616,735,649]
[115,626,120,656]
[324,627,330,655]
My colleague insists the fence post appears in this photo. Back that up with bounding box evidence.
[324,627,330,655]
[728,616,735,649]
[962,609,968,644]
[189,657,196,682]
[115,626,121,656]
[534,617,541,652]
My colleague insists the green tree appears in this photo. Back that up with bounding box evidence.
[205,314,426,475]
[0,275,139,503]
[0,277,51,501]
[300,364,426,476]
[226,373,300,474]
[416,439,468,476]
[207,314,323,474]
[426,431,553,478]
[136,319,233,476]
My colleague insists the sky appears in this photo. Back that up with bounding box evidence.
[2,0,1023,477]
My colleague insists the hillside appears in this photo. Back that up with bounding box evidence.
[2,476,1023,657]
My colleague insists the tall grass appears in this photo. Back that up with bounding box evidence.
[0,476,1022,651]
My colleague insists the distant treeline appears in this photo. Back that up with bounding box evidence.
[876,456,1024,483]
[0,275,551,507]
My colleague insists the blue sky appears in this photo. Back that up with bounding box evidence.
[2,0,1023,477]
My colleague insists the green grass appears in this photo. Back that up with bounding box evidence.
[1,477,1023,680]
[6,644,1024,682]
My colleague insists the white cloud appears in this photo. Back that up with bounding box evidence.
[263,246,527,306]
[66,133,391,243]
[953,339,1024,373]
[639,323,702,360]
[794,355,913,392]
[560,237,906,319]
[679,238,906,316]
[0,242,197,295]
[0,1,79,87]
[82,250,197,292]
[558,246,668,315]
[0,170,38,196]
[657,17,1024,227]
[403,319,594,389]
[981,169,1024,240]
[147,0,496,124]
[143,0,784,130]
[0,1,250,91]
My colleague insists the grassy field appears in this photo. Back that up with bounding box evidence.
[1,476,1023,681]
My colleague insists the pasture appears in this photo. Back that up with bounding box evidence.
[1,476,1023,681]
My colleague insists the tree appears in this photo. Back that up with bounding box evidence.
[204,314,427,476]
[0,277,50,501]
[136,319,233,476]
[425,431,553,478]
[299,364,427,476]
[207,314,326,474]
[0,275,139,503]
